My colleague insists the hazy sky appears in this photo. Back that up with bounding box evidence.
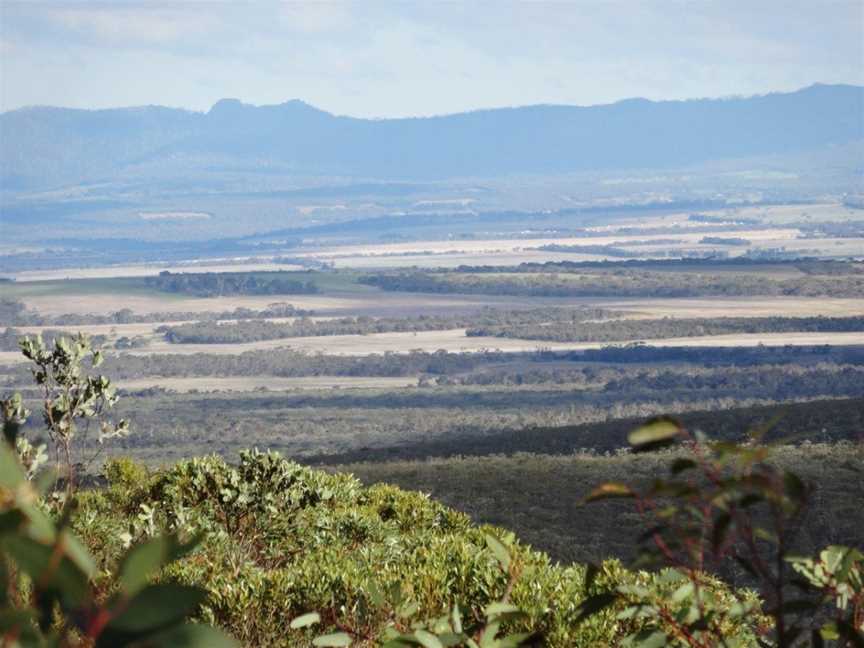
[1,1,862,117]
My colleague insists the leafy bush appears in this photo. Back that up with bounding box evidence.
[61,449,761,646]
[0,407,235,647]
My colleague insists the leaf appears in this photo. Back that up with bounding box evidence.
[574,592,618,624]
[118,534,199,595]
[61,532,96,580]
[498,633,534,648]
[623,630,668,648]
[290,612,321,629]
[104,584,206,634]
[584,483,635,502]
[484,534,510,571]
[136,623,239,648]
[412,630,444,648]
[313,632,353,647]
[628,417,682,452]
[2,535,89,606]
[0,442,26,489]
[484,602,524,621]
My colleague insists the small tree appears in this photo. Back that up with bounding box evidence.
[1,396,237,647]
[18,333,128,491]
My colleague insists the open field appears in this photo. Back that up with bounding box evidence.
[119,329,864,357]
[8,269,864,319]
[116,375,418,393]
[298,227,803,265]
[5,261,304,282]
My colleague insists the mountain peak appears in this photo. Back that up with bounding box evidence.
[208,98,247,116]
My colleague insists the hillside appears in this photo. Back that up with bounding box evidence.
[2,84,861,191]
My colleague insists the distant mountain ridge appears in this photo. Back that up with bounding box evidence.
[2,84,862,190]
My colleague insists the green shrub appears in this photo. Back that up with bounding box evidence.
[71,451,760,646]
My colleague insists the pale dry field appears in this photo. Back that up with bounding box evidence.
[296,228,801,263]
[0,352,25,365]
[18,290,590,318]
[10,261,303,283]
[115,376,417,393]
[609,297,864,318]
[14,291,864,324]
[119,328,864,358]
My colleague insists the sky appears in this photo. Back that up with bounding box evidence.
[1,1,862,117]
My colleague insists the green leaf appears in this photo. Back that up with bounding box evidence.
[498,633,533,648]
[105,584,206,634]
[135,623,238,648]
[485,602,525,623]
[61,532,96,579]
[412,630,444,648]
[575,592,618,624]
[623,630,668,648]
[2,534,89,606]
[118,534,199,595]
[0,442,26,488]
[290,612,321,629]
[484,534,510,571]
[628,418,682,452]
[312,632,352,647]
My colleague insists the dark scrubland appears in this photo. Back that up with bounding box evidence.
[466,315,864,342]
[158,307,615,343]
[334,442,864,568]
[361,265,864,298]
[0,298,310,326]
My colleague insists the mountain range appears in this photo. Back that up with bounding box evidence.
[1,83,862,192]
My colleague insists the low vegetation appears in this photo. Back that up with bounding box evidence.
[466,315,864,343]
[1,332,862,647]
[361,260,864,298]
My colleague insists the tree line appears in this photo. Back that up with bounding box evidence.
[145,271,319,297]
[361,267,864,298]
[0,298,310,327]
[159,307,616,344]
[466,315,864,342]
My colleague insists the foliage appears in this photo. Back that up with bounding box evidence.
[466,316,864,344]
[17,333,128,490]
[145,271,318,297]
[0,400,236,647]
[580,419,864,646]
[361,263,864,298]
[73,449,759,647]
[157,307,616,345]
[337,441,864,570]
